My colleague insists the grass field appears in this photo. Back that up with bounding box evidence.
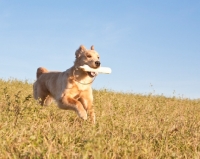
[0,79,200,158]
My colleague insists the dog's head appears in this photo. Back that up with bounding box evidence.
[74,45,100,77]
[75,45,100,68]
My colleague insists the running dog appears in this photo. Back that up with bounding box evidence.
[33,45,100,124]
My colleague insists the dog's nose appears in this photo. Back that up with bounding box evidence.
[95,61,101,67]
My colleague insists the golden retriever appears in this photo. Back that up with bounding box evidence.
[33,45,100,124]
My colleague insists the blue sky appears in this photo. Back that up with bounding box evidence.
[0,0,200,99]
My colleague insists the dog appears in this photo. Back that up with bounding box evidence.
[33,45,100,124]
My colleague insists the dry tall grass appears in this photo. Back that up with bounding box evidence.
[0,79,200,158]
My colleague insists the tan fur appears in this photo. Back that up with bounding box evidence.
[33,45,100,124]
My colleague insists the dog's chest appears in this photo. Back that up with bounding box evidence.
[75,82,91,91]
[66,82,90,96]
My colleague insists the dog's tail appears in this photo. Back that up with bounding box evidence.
[36,67,48,79]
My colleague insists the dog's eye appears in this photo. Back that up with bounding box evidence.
[87,55,92,58]
[97,56,100,59]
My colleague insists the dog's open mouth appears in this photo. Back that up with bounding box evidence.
[87,72,97,78]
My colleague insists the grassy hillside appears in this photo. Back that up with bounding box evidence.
[0,79,200,158]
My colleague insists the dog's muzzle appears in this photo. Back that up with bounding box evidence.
[86,61,100,78]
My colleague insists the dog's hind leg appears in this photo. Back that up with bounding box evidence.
[58,96,87,120]
[33,85,51,106]
[36,94,48,106]
[43,95,53,106]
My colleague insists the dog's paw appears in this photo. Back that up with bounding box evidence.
[78,110,87,120]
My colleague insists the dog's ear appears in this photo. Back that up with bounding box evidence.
[80,45,86,51]
[75,45,86,58]
[91,45,94,50]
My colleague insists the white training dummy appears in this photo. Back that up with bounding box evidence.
[79,65,112,74]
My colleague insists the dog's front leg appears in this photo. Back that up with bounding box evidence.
[58,96,87,120]
[79,95,95,124]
